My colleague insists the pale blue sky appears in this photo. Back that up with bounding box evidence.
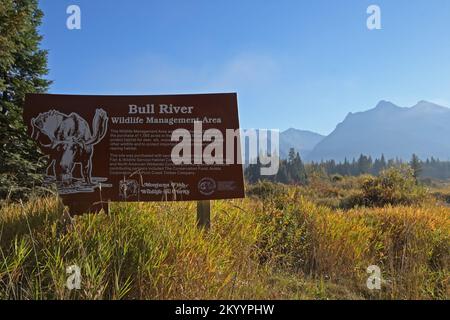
[39,0,450,135]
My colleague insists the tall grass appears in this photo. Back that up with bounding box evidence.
[0,191,448,300]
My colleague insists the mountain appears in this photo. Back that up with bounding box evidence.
[279,128,324,159]
[306,100,450,162]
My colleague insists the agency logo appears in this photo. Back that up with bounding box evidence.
[198,177,217,196]
[119,179,140,199]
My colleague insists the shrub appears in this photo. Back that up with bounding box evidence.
[341,166,428,208]
[331,174,344,182]
[246,181,288,201]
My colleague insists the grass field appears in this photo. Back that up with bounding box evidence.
[1,172,449,300]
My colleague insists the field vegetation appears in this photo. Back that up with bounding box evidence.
[0,168,448,300]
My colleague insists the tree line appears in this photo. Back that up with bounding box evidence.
[311,154,450,180]
[245,150,450,183]
[246,148,308,185]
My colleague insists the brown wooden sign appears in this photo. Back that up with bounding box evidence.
[24,93,244,214]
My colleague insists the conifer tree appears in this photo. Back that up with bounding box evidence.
[0,0,51,199]
[410,153,422,183]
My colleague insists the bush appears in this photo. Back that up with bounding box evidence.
[246,181,288,201]
[331,174,344,182]
[341,166,428,208]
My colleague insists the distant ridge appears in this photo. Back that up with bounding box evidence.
[304,100,450,162]
[279,128,325,159]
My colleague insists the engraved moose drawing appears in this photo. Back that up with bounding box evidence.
[31,109,109,187]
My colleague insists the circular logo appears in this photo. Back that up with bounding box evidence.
[198,177,217,196]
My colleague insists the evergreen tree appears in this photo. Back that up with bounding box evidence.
[387,159,395,168]
[410,153,422,183]
[380,154,386,168]
[0,0,51,199]
[343,158,350,175]
[357,154,372,174]
[288,151,308,185]
[372,154,386,175]
[288,148,296,163]
[350,158,358,175]
[275,160,289,184]
[245,159,262,183]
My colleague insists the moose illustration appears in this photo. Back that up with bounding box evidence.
[31,109,109,186]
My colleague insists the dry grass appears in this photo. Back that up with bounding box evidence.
[0,190,448,300]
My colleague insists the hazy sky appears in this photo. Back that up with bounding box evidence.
[39,0,450,135]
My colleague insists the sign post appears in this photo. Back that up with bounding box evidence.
[23,93,245,223]
[197,200,211,229]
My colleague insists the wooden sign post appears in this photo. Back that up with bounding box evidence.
[197,200,211,229]
[23,93,245,225]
